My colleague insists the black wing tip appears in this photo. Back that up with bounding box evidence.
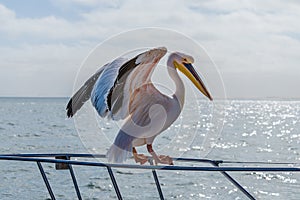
[66,109,73,118]
[66,99,74,118]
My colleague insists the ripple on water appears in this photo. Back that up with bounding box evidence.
[6,122,15,126]
[85,182,111,191]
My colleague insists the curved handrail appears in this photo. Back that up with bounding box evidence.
[0,154,299,171]
[1,153,299,200]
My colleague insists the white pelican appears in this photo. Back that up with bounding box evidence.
[66,47,212,165]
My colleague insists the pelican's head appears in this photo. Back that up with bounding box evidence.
[171,52,213,101]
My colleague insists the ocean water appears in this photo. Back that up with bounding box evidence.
[0,97,300,199]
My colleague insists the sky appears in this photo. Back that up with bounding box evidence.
[0,0,300,99]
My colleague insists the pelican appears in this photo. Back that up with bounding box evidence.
[66,47,212,165]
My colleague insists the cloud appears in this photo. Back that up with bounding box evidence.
[51,0,121,8]
[0,7,93,40]
[0,0,300,98]
[1,1,299,43]
[0,43,94,96]
[0,4,15,18]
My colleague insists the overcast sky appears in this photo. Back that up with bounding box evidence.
[0,0,299,99]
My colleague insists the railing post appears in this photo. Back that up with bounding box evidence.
[55,156,82,199]
[37,161,56,200]
[149,159,164,200]
[107,166,123,200]
[67,162,82,200]
[212,161,256,200]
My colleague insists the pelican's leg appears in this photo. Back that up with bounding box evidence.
[147,144,174,165]
[132,147,148,165]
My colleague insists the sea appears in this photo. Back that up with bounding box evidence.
[0,97,299,200]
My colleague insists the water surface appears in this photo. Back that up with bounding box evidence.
[0,98,299,199]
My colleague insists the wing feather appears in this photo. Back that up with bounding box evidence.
[91,57,128,117]
[109,47,167,120]
[66,66,106,117]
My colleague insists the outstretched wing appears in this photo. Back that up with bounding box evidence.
[92,47,167,120]
[66,65,107,117]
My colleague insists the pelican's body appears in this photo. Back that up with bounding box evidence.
[67,47,212,165]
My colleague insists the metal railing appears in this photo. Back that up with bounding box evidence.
[0,153,299,200]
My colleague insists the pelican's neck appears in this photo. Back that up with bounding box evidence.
[167,56,185,108]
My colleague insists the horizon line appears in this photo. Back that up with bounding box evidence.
[1,96,300,101]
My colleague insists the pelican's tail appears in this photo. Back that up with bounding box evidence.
[106,130,134,163]
[107,144,132,163]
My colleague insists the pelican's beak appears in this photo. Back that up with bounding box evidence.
[174,61,213,101]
